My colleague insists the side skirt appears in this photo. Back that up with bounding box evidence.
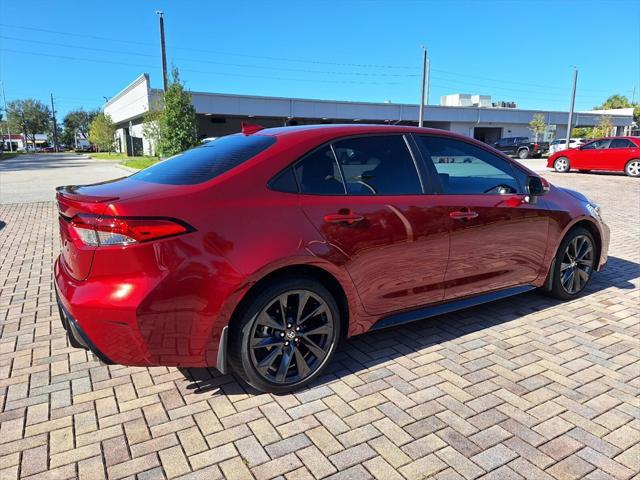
[371,285,536,331]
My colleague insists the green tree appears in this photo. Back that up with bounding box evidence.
[595,94,632,110]
[88,112,116,152]
[591,116,614,138]
[62,108,99,147]
[528,113,547,141]
[142,100,162,158]
[570,127,592,139]
[158,68,197,156]
[7,99,51,149]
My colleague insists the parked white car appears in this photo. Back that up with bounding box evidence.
[549,138,585,155]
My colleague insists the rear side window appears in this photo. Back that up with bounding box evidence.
[332,135,422,195]
[294,146,345,195]
[133,134,276,185]
[609,139,634,148]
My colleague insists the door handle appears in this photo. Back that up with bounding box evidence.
[324,211,364,225]
[449,209,479,221]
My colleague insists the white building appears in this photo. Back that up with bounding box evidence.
[104,74,635,156]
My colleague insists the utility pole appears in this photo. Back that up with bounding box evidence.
[156,11,169,91]
[426,59,431,106]
[1,82,12,152]
[418,46,427,127]
[565,68,578,150]
[50,93,59,152]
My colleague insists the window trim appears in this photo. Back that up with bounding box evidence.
[412,133,527,196]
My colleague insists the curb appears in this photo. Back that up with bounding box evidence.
[116,164,140,173]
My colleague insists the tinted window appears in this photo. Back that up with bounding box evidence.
[609,139,634,148]
[294,146,345,195]
[582,139,611,150]
[269,168,298,193]
[417,136,521,195]
[133,134,276,185]
[332,135,422,195]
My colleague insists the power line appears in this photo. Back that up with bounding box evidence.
[0,23,416,70]
[0,49,402,86]
[0,35,418,78]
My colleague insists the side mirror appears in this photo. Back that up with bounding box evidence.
[526,176,550,200]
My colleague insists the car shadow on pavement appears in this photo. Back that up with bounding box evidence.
[0,221,5,231]
[180,255,638,397]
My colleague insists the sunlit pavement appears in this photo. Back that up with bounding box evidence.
[0,171,638,479]
[0,153,125,204]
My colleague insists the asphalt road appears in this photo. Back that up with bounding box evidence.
[0,153,127,204]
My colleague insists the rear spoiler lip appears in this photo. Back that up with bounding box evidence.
[56,185,119,203]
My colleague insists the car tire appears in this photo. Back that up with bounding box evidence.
[554,156,570,173]
[228,276,341,393]
[624,159,640,177]
[518,148,529,159]
[547,227,596,300]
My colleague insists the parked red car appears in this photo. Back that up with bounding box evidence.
[548,136,640,176]
[55,124,609,393]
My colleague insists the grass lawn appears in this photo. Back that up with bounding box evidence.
[89,153,160,170]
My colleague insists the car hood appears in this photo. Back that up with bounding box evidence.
[557,186,590,203]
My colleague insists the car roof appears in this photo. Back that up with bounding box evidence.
[254,123,467,140]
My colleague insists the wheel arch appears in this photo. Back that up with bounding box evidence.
[228,263,352,343]
[542,217,603,291]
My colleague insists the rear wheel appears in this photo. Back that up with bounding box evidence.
[625,159,640,177]
[554,156,570,173]
[518,148,530,159]
[228,277,340,393]
[548,228,596,300]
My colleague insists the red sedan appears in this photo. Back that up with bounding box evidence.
[548,136,640,176]
[55,124,609,393]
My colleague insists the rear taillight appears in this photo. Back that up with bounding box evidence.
[70,215,192,246]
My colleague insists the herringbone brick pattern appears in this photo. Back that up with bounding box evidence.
[0,172,638,479]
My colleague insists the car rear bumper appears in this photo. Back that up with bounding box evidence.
[54,255,233,369]
[55,288,114,365]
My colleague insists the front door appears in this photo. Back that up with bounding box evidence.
[577,138,611,169]
[414,134,549,300]
[295,135,449,315]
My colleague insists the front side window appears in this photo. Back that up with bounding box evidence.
[582,139,611,150]
[294,146,345,195]
[416,136,522,195]
[332,135,422,195]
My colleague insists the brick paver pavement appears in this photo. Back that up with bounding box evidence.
[1,172,638,480]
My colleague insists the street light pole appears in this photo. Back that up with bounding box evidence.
[156,11,169,92]
[565,68,578,150]
[418,46,427,127]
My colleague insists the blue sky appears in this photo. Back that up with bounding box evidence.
[1,0,638,118]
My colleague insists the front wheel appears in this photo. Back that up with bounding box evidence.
[228,277,340,393]
[548,228,596,300]
[518,148,530,159]
[625,159,640,177]
[554,156,570,173]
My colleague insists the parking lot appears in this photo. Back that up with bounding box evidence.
[0,157,638,479]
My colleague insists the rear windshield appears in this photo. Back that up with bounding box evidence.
[133,134,276,185]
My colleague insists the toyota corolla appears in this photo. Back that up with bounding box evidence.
[55,124,609,393]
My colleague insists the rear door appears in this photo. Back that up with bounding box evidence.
[605,138,638,170]
[414,135,549,300]
[296,134,449,315]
